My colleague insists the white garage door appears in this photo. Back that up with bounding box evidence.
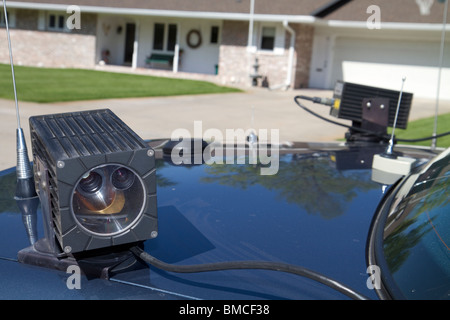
[329,37,450,100]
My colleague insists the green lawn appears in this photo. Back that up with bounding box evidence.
[390,112,450,148]
[1,64,448,148]
[0,64,241,103]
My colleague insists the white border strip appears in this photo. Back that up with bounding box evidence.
[320,19,450,31]
[6,1,316,23]
[6,1,449,30]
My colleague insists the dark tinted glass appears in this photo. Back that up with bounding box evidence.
[153,23,165,50]
[167,24,177,51]
[261,27,275,50]
[382,150,450,299]
[210,26,219,44]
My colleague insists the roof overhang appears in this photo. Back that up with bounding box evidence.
[7,1,449,30]
[317,19,450,32]
[7,1,316,24]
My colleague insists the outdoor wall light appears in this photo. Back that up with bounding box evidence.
[19,109,157,272]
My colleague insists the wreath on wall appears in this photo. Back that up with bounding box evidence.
[186,29,202,49]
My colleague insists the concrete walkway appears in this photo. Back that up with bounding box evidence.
[1,87,449,170]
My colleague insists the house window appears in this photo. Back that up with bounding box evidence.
[153,23,178,52]
[260,27,276,51]
[210,26,219,44]
[0,10,9,27]
[48,13,65,31]
[153,23,165,50]
[0,11,5,26]
[167,24,177,51]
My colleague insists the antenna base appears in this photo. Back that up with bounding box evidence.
[372,153,416,176]
[15,128,36,199]
[15,178,37,200]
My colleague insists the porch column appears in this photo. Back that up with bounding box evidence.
[247,0,255,52]
[173,24,180,73]
[132,21,140,69]
[283,21,295,89]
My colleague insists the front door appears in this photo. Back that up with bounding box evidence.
[309,35,332,89]
[124,23,136,65]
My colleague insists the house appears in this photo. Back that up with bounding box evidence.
[310,0,450,100]
[1,0,449,98]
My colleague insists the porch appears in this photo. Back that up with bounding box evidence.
[96,15,221,76]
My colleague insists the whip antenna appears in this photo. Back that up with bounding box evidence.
[384,77,406,157]
[432,0,449,149]
[3,0,36,199]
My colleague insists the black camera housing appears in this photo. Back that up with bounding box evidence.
[29,109,157,255]
[331,81,413,129]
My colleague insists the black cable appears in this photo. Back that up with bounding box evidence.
[297,95,316,102]
[294,96,390,140]
[130,246,370,300]
[296,95,335,107]
[294,96,450,143]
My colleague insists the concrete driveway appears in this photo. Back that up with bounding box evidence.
[0,87,448,170]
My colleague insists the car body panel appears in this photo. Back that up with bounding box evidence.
[0,142,441,299]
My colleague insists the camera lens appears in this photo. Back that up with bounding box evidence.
[78,171,102,193]
[72,164,146,236]
[111,167,135,190]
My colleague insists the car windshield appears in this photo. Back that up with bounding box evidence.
[377,149,450,300]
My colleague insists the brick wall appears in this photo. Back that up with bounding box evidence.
[218,20,314,89]
[217,20,249,85]
[0,9,97,68]
[0,29,96,68]
[292,23,314,89]
[15,9,38,30]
